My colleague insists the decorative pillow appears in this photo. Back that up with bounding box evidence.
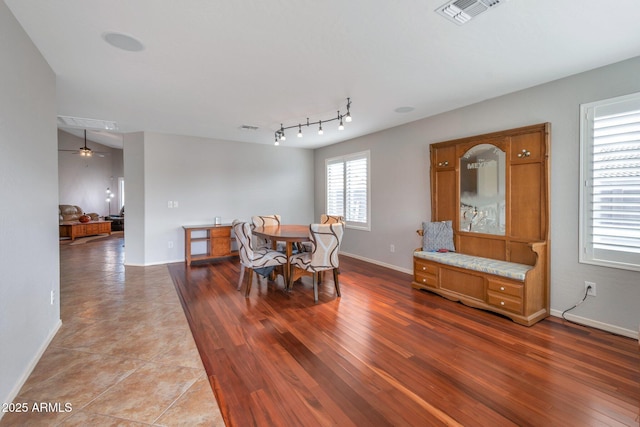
[422,221,455,252]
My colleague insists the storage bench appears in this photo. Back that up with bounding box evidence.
[412,242,548,326]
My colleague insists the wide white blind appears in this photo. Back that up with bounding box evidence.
[581,93,640,271]
[326,151,370,230]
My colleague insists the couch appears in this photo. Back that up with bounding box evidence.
[59,205,99,222]
[108,205,124,231]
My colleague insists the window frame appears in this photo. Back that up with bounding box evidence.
[579,91,640,272]
[325,150,371,231]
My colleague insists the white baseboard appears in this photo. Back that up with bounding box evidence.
[1,319,62,420]
[125,258,183,267]
[549,310,638,340]
[339,252,413,275]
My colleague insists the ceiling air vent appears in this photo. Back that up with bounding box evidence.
[239,124,259,131]
[57,115,118,131]
[436,0,507,25]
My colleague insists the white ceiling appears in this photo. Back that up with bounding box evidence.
[6,0,640,149]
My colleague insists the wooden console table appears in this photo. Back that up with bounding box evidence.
[59,220,112,241]
[183,224,237,265]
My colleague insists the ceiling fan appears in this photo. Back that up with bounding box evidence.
[58,129,108,157]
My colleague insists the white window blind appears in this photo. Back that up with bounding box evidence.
[580,92,640,271]
[327,162,344,218]
[326,151,370,230]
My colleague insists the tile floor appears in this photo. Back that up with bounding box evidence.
[0,234,224,426]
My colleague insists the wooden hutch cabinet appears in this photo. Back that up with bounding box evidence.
[414,123,550,326]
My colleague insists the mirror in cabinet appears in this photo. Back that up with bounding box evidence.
[459,143,506,235]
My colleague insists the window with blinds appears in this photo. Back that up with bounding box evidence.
[580,92,640,271]
[326,151,370,230]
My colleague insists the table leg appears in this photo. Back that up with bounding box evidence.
[285,242,293,290]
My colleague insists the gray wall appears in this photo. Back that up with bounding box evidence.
[125,132,314,266]
[58,129,124,217]
[315,57,640,337]
[122,132,146,265]
[0,2,60,409]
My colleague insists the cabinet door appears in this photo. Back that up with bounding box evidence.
[433,170,456,222]
[431,145,457,222]
[210,226,231,257]
[434,145,455,169]
[510,132,543,163]
[509,131,547,241]
[510,163,543,240]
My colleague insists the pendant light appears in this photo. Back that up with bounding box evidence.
[79,130,93,157]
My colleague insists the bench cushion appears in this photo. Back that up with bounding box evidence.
[414,251,532,281]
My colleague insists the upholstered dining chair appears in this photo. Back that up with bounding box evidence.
[232,220,288,297]
[251,214,283,250]
[289,223,344,303]
[320,214,345,225]
[307,214,346,269]
[299,214,346,252]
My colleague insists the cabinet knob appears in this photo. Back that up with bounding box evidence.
[423,278,427,283]
[422,266,427,270]
[500,301,505,306]
[438,160,449,167]
[517,149,531,158]
[500,286,505,291]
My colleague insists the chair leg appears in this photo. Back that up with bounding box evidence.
[244,268,254,297]
[288,264,294,291]
[313,272,319,303]
[333,268,341,297]
[237,265,245,291]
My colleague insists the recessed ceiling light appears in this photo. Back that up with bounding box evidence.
[102,32,144,52]
[394,106,415,113]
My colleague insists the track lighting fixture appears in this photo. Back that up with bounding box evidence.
[274,98,352,145]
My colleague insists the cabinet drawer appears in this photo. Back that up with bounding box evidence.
[414,259,438,276]
[487,278,523,299]
[414,272,438,288]
[487,291,523,314]
[209,227,230,237]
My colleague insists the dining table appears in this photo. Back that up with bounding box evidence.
[252,224,311,288]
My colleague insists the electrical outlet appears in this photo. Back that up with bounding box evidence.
[173,201,179,208]
[168,241,174,249]
[585,281,596,297]
[50,290,55,305]
[390,244,395,253]
[168,200,173,208]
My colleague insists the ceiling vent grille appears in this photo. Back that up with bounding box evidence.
[57,115,118,131]
[436,0,507,25]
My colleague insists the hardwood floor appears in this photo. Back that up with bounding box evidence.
[168,256,640,427]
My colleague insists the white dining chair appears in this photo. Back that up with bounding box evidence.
[251,214,283,250]
[320,214,345,225]
[232,220,287,297]
[288,223,344,303]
